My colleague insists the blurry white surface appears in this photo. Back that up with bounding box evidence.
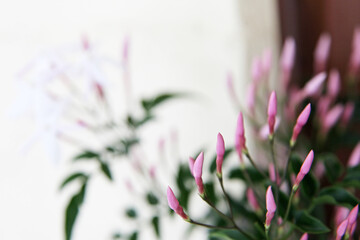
[0,0,278,239]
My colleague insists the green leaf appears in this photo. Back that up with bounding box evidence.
[344,165,360,182]
[73,150,99,160]
[175,163,193,209]
[126,115,154,129]
[112,232,122,239]
[141,93,182,112]
[293,211,330,234]
[99,161,113,181]
[209,148,234,173]
[120,138,140,155]
[300,172,319,199]
[125,208,137,219]
[204,181,217,204]
[228,167,266,183]
[319,186,359,208]
[312,195,338,206]
[151,216,160,237]
[319,153,343,183]
[209,229,252,240]
[128,231,138,240]
[146,192,159,205]
[65,182,87,240]
[59,172,88,190]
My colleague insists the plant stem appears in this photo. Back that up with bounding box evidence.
[189,219,233,230]
[244,151,267,178]
[201,195,256,240]
[218,177,234,219]
[240,164,266,209]
[265,228,270,240]
[283,187,296,224]
[281,146,294,185]
[269,137,279,220]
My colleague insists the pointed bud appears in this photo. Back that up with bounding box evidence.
[94,82,105,100]
[265,186,276,227]
[188,157,195,176]
[280,37,296,89]
[167,186,189,220]
[300,233,308,240]
[335,207,350,227]
[259,117,281,140]
[268,163,280,185]
[267,91,277,136]
[341,102,355,128]
[327,69,340,100]
[294,150,314,187]
[216,133,225,176]
[317,96,331,119]
[235,112,246,162]
[302,72,327,98]
[247,188,260,211]
[149,166,156,179]
[314,33,331,73]
[347,204,359,228]
[322,104,344,135]
[193,152,205,195]
[291,104,311,146]
[348,143,360,167]
[336,219,348,240]
[350,221,357,236]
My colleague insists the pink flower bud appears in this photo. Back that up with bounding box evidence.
[235,112,246,162]
[336,219,348,240]
[251,57,263,83]
[317,96,331,119]
[341,102,355,128]
[314,33,331,73]
[267,91,277,136]
[291,104,311,145]
[348,143,360,167]
[188,157,195,176]
[322,104,344,135]
[216,133,225,175]
[149,166,156,179]
[300,233,308,240]
[247,188,260,211]
[347,204,359,228]
[167,186,189,220]
[265,186,276,227]
[327,69,341,100]
[262,49,272,77]
[269,163,280,185]
[302,72,327,98]
[81,35,90,51]
[193,152,205,195]
[350,221,357,236]
[295,150,314,187]
[280,37,296,88]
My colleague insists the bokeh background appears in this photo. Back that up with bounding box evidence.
[3,0,359,239]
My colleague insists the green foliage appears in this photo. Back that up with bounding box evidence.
[73,150,99,160]
[141,93,182,113]
[318,153,343,183]
[151,216,160,237]
[146,192,159,205]
[59,172,88,190]
[293,211,330,234]
[125,208,137,219]
[228,167,266,183]
[318,186,359,208]
[65,181,87,240]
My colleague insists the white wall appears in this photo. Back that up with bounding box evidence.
[0,0,279,239]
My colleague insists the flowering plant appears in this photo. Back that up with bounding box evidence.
[167,31,360,240]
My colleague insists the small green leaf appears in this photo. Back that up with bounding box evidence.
[151,216,160,237]
[209,229,252,240]
[141,93,182,112]
[204,181,217,204]
[59,172,88,190]
[112,232,122,239]
[319,153,343,183]
[319,186,359,208]
[293,211,330,234]
[125,208,137,219]
[99,161,113,181]
[300,172,319,199]
[146,192,159,205]
[65,182,87,240]
[73,150,99,160]
[312,195,337,206]
[128,231,138,240]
